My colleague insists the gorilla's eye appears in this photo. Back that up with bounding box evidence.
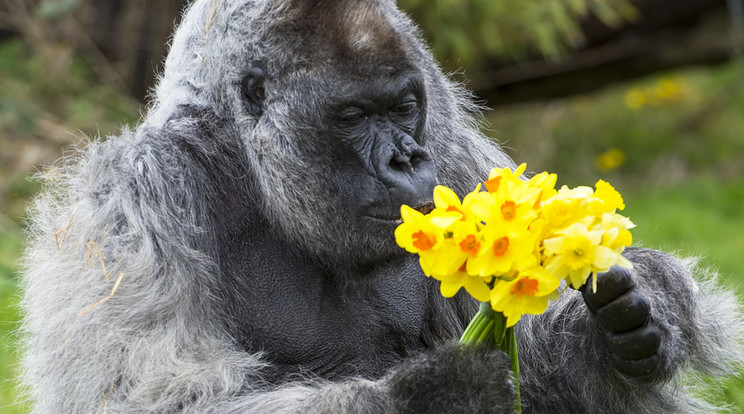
[392,100,417,115]
[339,107,366,124]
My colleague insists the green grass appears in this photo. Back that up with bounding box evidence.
[624,176,744,294]
[0,219,25,414]
[625,178,744,411]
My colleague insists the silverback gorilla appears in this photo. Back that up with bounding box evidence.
[20,0,743,412]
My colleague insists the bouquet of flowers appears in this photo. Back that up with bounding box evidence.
[394,163,634,412]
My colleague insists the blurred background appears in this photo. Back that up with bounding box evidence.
[1,0,743,412]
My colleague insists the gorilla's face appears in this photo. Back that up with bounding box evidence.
[222,1,439,268]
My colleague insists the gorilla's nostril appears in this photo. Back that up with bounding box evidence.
[389,151,413,173]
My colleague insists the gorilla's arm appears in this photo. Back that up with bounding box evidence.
[516,248,744,413]
[206,345,515,414]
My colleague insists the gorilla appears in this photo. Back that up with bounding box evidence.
[20,0,743,412]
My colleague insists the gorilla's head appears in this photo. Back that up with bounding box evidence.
[147,0,487,269]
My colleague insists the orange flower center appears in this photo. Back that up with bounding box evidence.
[533,189,543,209]
[511,277,539,297]
[446,205,466,221]
[501,201,516,220]
[485,176,502,193]
[459,235,481,256]
[412,231,436,251]
[492,236,509,256]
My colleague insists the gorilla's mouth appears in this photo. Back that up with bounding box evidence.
[367,202,434,225]
[394,202,435,224]
[414,202,435,215]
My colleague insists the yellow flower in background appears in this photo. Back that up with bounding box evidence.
[490,267,561,327]
[650,78,685,105]
[594,148,626,173]
[624,78,686,110]
[624,87,646,110]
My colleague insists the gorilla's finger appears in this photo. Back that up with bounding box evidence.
[606,324,662,360]
[595,291,650,332]
[612,354,660,380]
[582,266,634,313]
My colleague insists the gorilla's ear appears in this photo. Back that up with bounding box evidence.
[242,67,266,117]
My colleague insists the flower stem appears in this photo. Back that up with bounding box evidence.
[459,302,522,413]
[505,326,522,414]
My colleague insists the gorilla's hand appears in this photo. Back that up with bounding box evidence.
[387,343,516,414]
[581,266,662,380]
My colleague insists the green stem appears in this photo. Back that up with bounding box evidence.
[460,310,486,343]
[506,326,522,414]
[476,320,495,343]
[459,303,522,413]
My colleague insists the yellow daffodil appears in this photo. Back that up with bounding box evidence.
[466,219,539,277]
[426,212,476,277]
[395,205,445,254]
[490,267,560,327]
[471,179,540,227]
[396,206,462,276]
[543,222,618,290]
[593,213,634,270]
[438,264,492,302]
[595,212,634,249]
[484,163,527,194]
[527,171,558,209]
[590,180,625,214]
[541,185,593,234]
[433,185,468,219]
[432,184,486,226]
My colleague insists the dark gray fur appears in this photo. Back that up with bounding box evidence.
[20,0,743,412]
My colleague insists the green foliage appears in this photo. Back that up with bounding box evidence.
[36,0,81,19]
[0,39,139,222]
[0,39,139,139]
[398,0,636,69]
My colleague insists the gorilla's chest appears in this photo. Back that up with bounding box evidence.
[217,214,431,382]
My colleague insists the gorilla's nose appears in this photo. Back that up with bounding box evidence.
[380,146,437,208]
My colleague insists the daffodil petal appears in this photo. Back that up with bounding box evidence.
[433,185,461,209]
[440,279,463,298]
